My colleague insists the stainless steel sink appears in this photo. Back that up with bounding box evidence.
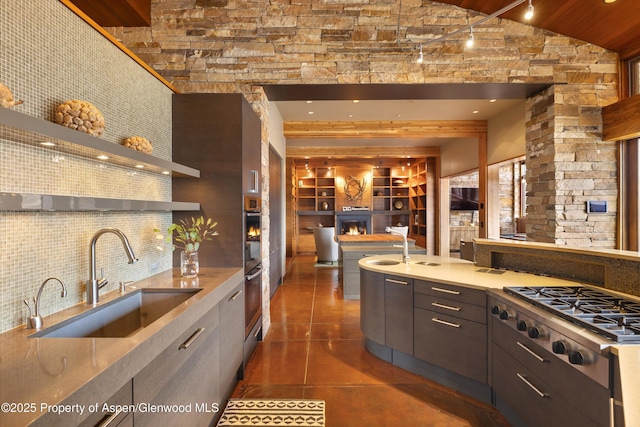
[365,259,401,266]
[30,288,201,338]
[413,261,441,266]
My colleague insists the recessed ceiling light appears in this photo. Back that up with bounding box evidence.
[352,100,360,103]
[472,110,479,114]
[603,0,616,3]
[40,141,57,147]
[97,155,109,160]
[348,114,354,118]
[396,114,402,118]
[135,164,145,169]
[306,100,313,104]
[162,171,170,175]
[307,111,314,115]
[489,99,497,103]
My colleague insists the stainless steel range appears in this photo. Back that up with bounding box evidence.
[504,286,640,343]
[489,285,636,427]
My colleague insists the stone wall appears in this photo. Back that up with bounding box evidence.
[107,0,620,247]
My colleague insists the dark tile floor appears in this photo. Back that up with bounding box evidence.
[231,254,510,426]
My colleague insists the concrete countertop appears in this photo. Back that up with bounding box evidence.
[0,267,244,427]
[359,254,640,427]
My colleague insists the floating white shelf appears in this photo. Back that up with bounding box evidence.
[0,107,200,178]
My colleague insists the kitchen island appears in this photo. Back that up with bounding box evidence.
[0,267,244,427]
[359,253,639,427]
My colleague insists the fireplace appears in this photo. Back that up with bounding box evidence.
[337,213,371,235]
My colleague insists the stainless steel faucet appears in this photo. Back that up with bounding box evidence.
[386,226,410,264]
[88,228,138,305]
[24,277,67,329]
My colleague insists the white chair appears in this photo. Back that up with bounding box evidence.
[313,226,339,263]
[390,226,408,237]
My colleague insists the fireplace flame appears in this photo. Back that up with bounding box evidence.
[248,226,260,237]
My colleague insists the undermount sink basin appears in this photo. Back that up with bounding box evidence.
[30,288,201,339]
[366,259,401,266]
[413,261,441,266]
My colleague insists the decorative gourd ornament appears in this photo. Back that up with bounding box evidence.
[122,136,153,154]
[54,100,105,137]
[0,82,23,108]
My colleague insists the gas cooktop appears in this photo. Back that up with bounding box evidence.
[504,286,640,343]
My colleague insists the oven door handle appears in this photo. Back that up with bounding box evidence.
[245,267,262,281]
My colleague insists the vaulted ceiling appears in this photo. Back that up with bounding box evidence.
[70,0,640,55]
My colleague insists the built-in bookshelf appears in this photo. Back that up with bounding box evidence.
[292,160,430,253]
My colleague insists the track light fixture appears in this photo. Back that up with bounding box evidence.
[416,44,424,64]
[465,27,475,48]
[524,0,534,20]
[414,0,528,52]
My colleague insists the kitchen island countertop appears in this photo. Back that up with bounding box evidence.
[359,254,640,427]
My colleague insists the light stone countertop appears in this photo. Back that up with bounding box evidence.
[0,267,244,427]
[359,254,640,427]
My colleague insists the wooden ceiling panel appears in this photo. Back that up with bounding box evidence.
[67,0,150,27]
[436,0,640,55]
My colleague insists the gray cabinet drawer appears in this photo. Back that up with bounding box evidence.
[78,381,132,427]
[493,344,605,427]
[491,318,609,426]
[414,280,485,307]
[134,306,220,426]
[414,293,486,324]
[414,307,487,383]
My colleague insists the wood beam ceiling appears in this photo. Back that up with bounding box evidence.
[286,145,441,159]
[283,120,488,139]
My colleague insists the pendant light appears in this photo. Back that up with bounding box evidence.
[466,27,475,48]
[524,0,534,20]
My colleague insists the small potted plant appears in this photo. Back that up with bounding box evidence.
[155,216,218,277]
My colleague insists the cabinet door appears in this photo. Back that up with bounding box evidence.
[133,306,220,426]
[414,307,487,383]
[219,282,244,400]
[78,381,132,427]
[360,269,385,345]
[384,274,413,355]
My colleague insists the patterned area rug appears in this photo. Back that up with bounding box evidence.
[217,399,325,426]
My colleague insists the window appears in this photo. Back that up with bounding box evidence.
[629,56,640,97]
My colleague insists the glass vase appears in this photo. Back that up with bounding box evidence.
[180,250,199,278]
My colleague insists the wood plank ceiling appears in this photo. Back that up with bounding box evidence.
[436,0,640,57]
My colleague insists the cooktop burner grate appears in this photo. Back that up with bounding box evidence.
[504,285,640,342]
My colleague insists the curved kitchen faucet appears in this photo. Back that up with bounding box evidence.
[385,226,410,264]
[24,277,67,329]
[88,228,138,305]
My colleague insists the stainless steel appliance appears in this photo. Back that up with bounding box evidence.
[244,196,262,338]
[489,285,637,427]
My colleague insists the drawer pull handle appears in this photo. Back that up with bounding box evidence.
[431,317,460,328]
[516,373,549,398]
[431,302,461,311]
[254,326,262,338]
[385,278,408,285]
[179,327,205,350]
[431,286,460,295]
[516,341,546,363]
[98,408,123,427]
[229,290,242,301]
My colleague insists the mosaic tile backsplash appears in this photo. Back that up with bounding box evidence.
[0,0,176,332]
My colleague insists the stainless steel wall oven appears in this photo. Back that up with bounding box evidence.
[244,196,262,338]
